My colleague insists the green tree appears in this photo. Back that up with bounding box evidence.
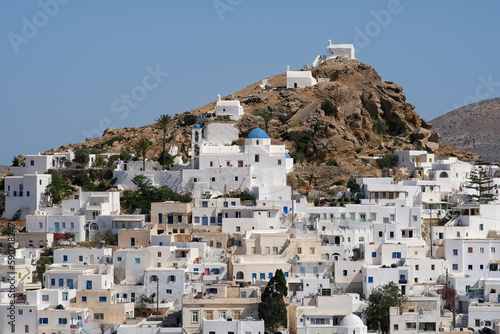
[465,166,497,204]
[135,137,153,171]
[376,153,398,169]
[73,148,90,168]
[45,173,73,205]
[92,155,106,167]
[258,269,287,333]
[321,99,338,117]
[120,148,131,161]
[157,152,174,169]
[347,177,360,194]
[155,114,173,170]
[364,281,407,334]
[254,109,273,133]
[121,175,192,214]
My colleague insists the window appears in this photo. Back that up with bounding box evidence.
[273,247,278,254]
[210,161,214,167]
[59,278,64,287]
[475,319,480,327]
[392,252,401,258]
[277,159,282,165]
[372,252,377,258]
[394,324,399,331]
[59,318,67,324]
[220,311,226,320]
[24,325,29,333]
[360,213,366,222]
[99,296,107,302]
[62,222,66,228]
[343,270,348,276]
[492,247,496,253]
[94,313,104,320]
[406,322,416,329]
[390,231,394,238]
[390,214,395,221]
[117,257,122,261]
[82,296,87,302]
[235,176,239,181]
[468,247,473,253]
[350,213,355,220]
[157,252,162,257]
[452,264,458,270]
[297,247,302,254]
[468,265,473,270]
[202,201,208,207]
[480,247,484,253]
[30,160,34,166]
[480,224,484,231]
[19,309,23,315]
[368,276,373,283]
[62,292,68,301]
[310,247,315,254]
[254,154,259,162]
[340,213,346,220]
[63,255,68,262]
[79,255,83,262]
[412,215,418,222]
[39,222,43,229]
[166,289,172,294]
[480,264,484,270]
[236,226,241,232]
[370,213,376,221]
[135,258,140,264]
[39,318,49,324]
[453,249,458,256]
[211,177,215,182]
[378,231,383,237]
[169,275,176,282]
[192,311,199,323]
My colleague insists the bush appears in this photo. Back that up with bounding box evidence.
[283,131,314,153]
[347,178,360,194]
[291,151,306,164]
[321,99,338,117]
[333,179,345,186]
[184,114,198,126]
[355,147,363,154]
[326,159,338,166]
[387,114,407,136]
[120,149,131,161]
[372,119,388,134]
[376,153,398,169]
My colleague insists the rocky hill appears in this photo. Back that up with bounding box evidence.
[431,97,500,163]
[42,57,477,196]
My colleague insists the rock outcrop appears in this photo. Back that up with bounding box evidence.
[41,57,476,195]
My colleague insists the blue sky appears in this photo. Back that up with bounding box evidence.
[1,1,499,166]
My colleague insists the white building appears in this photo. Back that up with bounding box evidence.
[3,173,51,220]
[53,247,112,265]
[312,39,355,67]
[286,65,317,89]
[202,319,264,334]
[389,297,441,334]
[215,94,244,120]
[114,124,294,201]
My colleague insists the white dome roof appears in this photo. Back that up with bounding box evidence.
[340,314,364,327]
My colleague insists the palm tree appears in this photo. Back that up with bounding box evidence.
[155,114,173,170]
[135,137,153,171]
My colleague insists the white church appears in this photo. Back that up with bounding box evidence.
[113,123,294,201]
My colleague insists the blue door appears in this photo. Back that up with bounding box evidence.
[54,222,60,232]
[67,279,73,289]
[86,280,92,290]
[300,267,305,277]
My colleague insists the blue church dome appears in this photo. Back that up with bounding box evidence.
[247,127,270,139]
[193,124,201,129]
[285,153,291,158]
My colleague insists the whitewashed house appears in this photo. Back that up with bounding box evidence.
[215,94,244,120]
[2,173,51,220]
[286,65,317,89]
